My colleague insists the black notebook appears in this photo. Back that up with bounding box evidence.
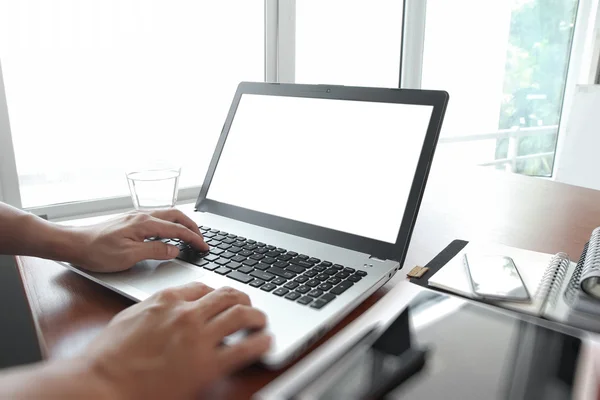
[410,227,600,333]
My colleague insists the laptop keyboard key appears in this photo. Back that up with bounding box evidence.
[232,255,246,263]
[215,258,230,265]
[273,288,289,297]
[297,296,313,305]
[250,253,265,261]
[217,243,232,251]
[296,285,310,294]
[239,250,253,257]
[321,293,336,302]
[313,265,326,272]
[310,299,328,309]
[265,251,280,258]
[298,254,309,260]
[210,248,224,256]
[308,258,320,264]
[255,263,270,271]
[278,254,293,261]
[324,268,338,275]
[330,281,353,295]
[321,261,333,267]
[261,257,277,265]
[304,270,318,277]
[249,279,265,288]
[191,258,209,268]
[247,239,256,244]
[238,266,254,274]
[332,264,344,270]
[284,281,300,290]
[316,274,329,281]
[214,235,226,241]
[250,270,275,281]
[267,267,296,279]
[327,277,342,285]
[228,271,254,284]
[285,292,301,301]
[286,265,305,274]
[204,254,219,262]
[226,261,242,270]
[356,270,367,277]
[306,279,320,288]
[223,238,236,245]
[295,276,309,283]
[273,261,289,268]
[336,271,351,279]
[261,283,277,292]
[348,275,362,283]
[344,267,356,273]
[215,267,231,275]
[221,252,236,259]
[272,277,287,286]
[242,259,258,267]
[203,263,219,271]
[287,251,298,257]
[318,283,333,291]
[255,248,268,254]
[230,246,243,253]
[308,289,323,298]
[290,259,313,269]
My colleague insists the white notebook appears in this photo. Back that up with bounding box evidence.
[427,233,600,333]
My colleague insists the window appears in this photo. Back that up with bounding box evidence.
[422,0,579,176]
[1,0,597,217]
[0,0,264,208]
[295,0,403,87]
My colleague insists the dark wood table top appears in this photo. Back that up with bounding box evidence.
[16,164,600,399]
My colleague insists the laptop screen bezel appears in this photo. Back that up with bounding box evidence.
[195,82,448,263]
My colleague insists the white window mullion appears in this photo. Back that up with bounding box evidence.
[265,0,279,82]
[277,0,295,83]
[400,0,427,89]
[0,59,22,208]
[553,0,600,177]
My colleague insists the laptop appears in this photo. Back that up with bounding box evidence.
[63,82,448,369]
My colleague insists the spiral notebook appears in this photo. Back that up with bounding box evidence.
[418,228,600,333]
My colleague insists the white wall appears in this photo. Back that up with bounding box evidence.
[554,84,600,190]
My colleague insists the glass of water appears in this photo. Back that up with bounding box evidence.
[126,166,181,210]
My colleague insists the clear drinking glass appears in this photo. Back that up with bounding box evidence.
[126,166,181,210]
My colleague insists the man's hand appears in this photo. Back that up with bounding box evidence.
[0,283,271,399]
[72,209,209,272]
[86,283,271,399]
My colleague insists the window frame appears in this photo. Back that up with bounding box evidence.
[0,0,278,220]
[1,0,600,219]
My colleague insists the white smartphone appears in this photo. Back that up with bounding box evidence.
[464,253,531,302]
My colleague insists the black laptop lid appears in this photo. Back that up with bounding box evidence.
[195,82,448,263]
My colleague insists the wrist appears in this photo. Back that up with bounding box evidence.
[31,215,88,265]
[69,356,124,400]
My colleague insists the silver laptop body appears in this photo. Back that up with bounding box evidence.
[63,82,448,369]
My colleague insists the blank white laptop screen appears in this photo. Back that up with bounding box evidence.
[207,94,434,244]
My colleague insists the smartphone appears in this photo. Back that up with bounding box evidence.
[464,253,531,302]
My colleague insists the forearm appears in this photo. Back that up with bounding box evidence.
[0,358,117,399]
[0,203,84,263]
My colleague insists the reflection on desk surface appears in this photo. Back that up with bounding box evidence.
[296,291,582,400]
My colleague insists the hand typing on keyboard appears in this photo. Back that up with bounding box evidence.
[68,209,209,273]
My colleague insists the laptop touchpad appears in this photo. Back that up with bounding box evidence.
[112,260,204,295]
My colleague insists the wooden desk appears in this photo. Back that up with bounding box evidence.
[15,165,600,399]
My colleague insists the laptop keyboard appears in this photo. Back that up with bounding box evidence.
[158,226,368,310]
